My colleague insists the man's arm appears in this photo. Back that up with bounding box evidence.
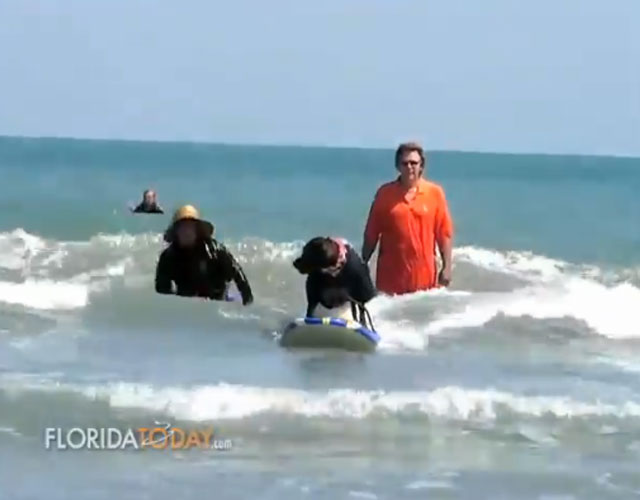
[361,239,378,264]
[435,187,454,286]
[155,251,173,294]
[362,193,382,263]
[437,237,453,286]
[219,246,254,306]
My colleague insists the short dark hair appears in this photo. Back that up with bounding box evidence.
[293,237,338,274]
[394,142,425,167]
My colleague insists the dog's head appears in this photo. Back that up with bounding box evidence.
[293,237,338,275]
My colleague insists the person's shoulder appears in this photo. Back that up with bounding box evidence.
[373,179,400,202]
[376,180,398,194]
[208,239,233,259]
[420,179,447,198]
[209,238,225,252]
[158,244,175,261]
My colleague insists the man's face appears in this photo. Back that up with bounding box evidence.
[144,191,156,205]
[397,150,423,184]
[175,220,198,247]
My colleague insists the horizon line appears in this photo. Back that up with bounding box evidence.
[0,133,638,161]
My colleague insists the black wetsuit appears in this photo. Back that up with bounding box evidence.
[133,203,164,214]
[305,245,376,319]
[155,239,253,304]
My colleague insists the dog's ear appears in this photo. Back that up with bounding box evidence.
[293,257,311,274]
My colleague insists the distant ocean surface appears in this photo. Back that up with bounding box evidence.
[1,136,639,500]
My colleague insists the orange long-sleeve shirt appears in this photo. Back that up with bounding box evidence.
[364,178,453,295]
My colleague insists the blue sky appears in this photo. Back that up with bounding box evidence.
[0,0,638,155]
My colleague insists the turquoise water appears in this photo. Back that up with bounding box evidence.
[1,136,639,499]
[2,137,639,263]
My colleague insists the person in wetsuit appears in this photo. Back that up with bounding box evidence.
[293,236,376,326]
[155,205,253,305]
[132,189,164,214]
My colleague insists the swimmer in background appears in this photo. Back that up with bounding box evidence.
[131,189,164,214]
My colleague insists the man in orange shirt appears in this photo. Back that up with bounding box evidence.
[362,142,454,295]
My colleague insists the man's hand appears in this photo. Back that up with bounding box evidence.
[436,237,453,288]
[438,265,452,287]
[242,291,254,306]
[361,239,377,264]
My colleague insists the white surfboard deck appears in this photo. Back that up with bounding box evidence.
[280,316,379,352]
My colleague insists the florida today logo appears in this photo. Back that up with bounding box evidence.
[45,422,232,451]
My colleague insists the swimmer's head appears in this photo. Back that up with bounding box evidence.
[143,189,156,205]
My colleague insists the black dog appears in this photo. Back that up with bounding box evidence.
[293,237,376,323]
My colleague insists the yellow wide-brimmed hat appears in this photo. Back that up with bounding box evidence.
[164,204,214,242]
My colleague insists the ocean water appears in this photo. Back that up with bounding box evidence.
[0,135,639,499]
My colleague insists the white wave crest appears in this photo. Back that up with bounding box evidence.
[0,230,304,310]
[233,239,304,263]
[424,278,640,339]
[0,228,49,272]
[454,245,568,281]
[0,229,637,336]
[82,383,640,421]
[368,289,472,351]
[7,379,638,422]
[0,279,88,310]
[364,247,639,344]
